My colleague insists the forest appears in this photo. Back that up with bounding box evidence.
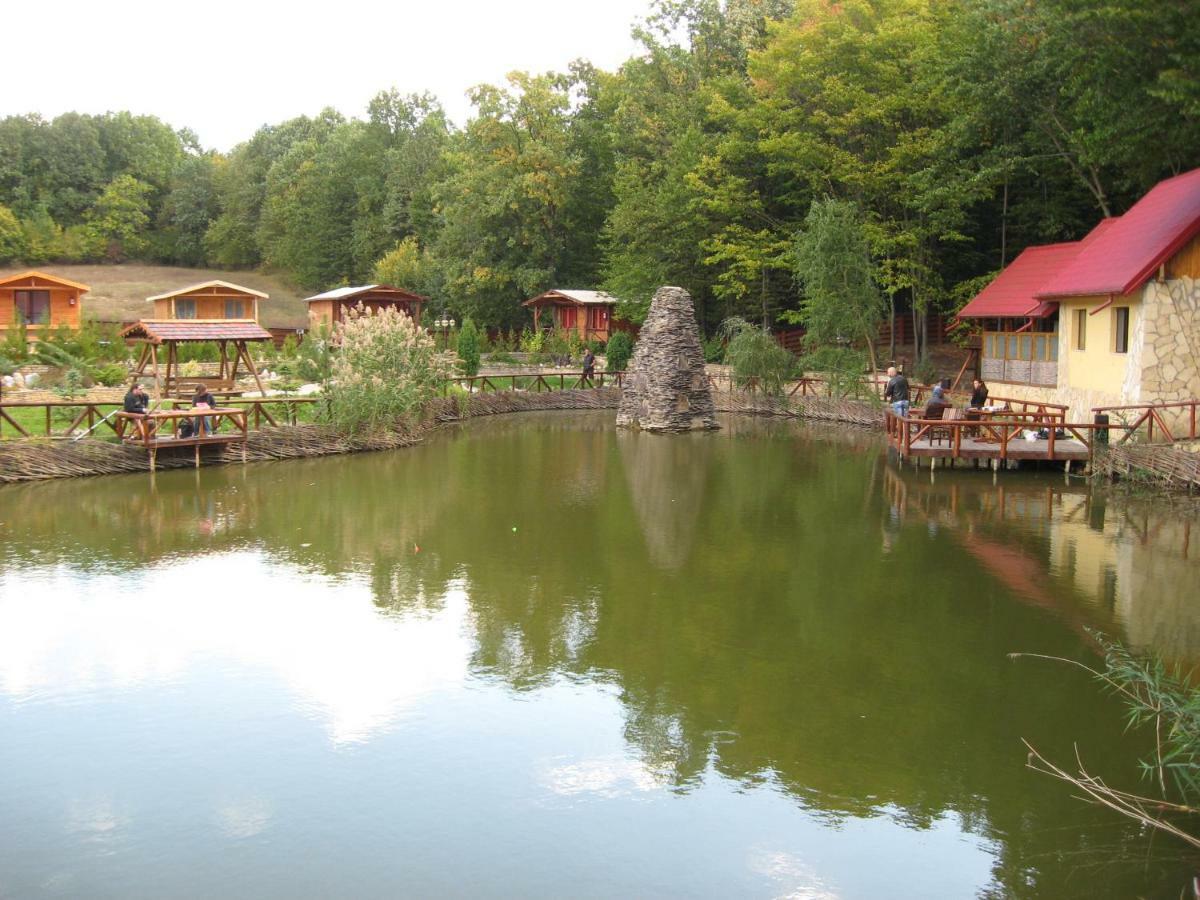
[1,0,1197,346]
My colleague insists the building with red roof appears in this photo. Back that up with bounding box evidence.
[957,169,1200,416]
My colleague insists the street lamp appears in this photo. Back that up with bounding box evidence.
[434,314,456,348]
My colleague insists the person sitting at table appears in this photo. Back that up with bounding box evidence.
[191,384,216,435]
[968,378,989,410]
[123,383,150,415]
[923,384,953,419]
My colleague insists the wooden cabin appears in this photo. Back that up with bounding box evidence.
[0,271,88,336]
[523,289,619,343]
[306,285,426,332]
[957,167,1200,418]
[147,280,267,322]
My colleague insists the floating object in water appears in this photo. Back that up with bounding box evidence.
[512,526,518,533]
[414,544,420,553]
[300,543,311,548]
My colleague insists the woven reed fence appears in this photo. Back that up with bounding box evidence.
[1094,445,1200,492]
[0,386,883,484]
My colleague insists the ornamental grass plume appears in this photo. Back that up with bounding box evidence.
[325,304,450,434]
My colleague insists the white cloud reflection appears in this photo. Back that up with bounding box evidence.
[540,752,668,799]
[0,552,470,746]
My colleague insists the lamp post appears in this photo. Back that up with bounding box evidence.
[434,314,456,350]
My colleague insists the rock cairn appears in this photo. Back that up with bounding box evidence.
[617,286,719,432]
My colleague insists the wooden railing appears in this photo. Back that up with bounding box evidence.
[115,408,249,447]
[884,408,1123,463]
[0,396,319,439]
[1092,400,1200,445]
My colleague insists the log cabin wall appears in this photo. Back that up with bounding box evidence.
[0,275,84,333]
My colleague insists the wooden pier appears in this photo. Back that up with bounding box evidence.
[115,408,249,470]
[885,408,1107,469]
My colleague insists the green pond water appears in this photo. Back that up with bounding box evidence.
[1,411,1199,898]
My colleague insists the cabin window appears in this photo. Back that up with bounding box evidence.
[175,299,197,319]
[14,290,51,325]
[225,299,245,319]
[1113,306,1130,353]
[588,306,608,330]
[559,306,577,329]
[1074,309,1087,350]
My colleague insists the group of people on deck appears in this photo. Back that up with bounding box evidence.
[121,383,217,438]
[884,367,989,419]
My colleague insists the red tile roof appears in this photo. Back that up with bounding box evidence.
[120,319,273,343]
[1037,168,1200,298]
[957,218,1120,320]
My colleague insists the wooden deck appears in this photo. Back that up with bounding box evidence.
[115,409,249,470]
[885,409,1106,469]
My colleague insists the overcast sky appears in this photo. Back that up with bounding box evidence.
[3,0,654,151]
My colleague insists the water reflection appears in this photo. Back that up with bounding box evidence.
[1,413,1198,896]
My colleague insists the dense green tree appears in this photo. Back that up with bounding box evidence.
[85,174,153,261]
[792,198,884,373]
[431,71,585,327]
[155,152,220,265]
[0,204,25,263]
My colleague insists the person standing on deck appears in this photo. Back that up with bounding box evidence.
[884,366,910,416]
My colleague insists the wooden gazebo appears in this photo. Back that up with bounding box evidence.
[121,319,272,397]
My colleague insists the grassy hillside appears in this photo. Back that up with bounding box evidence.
[0,264,309,329]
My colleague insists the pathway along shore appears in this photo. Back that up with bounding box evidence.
[0,389,884,484]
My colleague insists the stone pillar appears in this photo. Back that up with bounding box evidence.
[616,286,719,432]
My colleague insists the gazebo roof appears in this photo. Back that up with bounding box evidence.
[120,319,273,344]
[523,289,619,307]
[146,280,269,302]
[0,270,91,292]
[305,284,427,303]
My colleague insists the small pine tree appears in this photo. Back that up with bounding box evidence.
[457,318,481,377]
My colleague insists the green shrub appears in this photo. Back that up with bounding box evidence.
[487,351,519,365]
[325,306,450,434]
[720,317,796,395]
[55,368,86,400]
[702,335,725,363]
[457,318,481,377]
[93,363,128,387]
[605,331,634,372]
[279,334,299,359]
[297,323,333,384]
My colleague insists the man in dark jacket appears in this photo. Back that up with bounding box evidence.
[884,366,910,416]
[123,383,149,415]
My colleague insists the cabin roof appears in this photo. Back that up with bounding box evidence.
[146,280,269,302]
[120,319,273,344]
[0,270,91,292]
[1037,167,1200,298]
[304,284,427,303]
[522,289,619,307]
[957,219,1119,320]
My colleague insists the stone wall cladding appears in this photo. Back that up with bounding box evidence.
[616,286,718,432]
[1140,277,1200,434]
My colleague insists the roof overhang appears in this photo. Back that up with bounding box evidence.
[120,319,273,344]
[0,270,91,292]
[147,280,269,302]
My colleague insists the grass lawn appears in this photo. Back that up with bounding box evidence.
[0,263,309,329]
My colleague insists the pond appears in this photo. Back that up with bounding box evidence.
[1,412,1198,898]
